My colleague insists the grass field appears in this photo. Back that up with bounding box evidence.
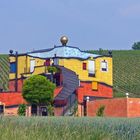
[0,116,140,140]
[0,50,140,97]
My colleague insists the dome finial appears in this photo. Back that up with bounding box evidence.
[60,36,68,46]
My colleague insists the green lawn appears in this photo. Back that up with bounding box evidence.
[0,116,140,140]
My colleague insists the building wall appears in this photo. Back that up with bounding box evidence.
[127,98,140,118]
[87,98,140,118]
[77,82,113,103]
[59,56,112,86]
[4,106,19,116]
[9,55,46,80]
[9,79,23,92]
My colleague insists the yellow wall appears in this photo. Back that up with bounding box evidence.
[59,57,112,86]
[9,54,112,86]
[9,55,46,80]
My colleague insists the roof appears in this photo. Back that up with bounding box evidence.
[0,92,27,106]
[27,45,101,59]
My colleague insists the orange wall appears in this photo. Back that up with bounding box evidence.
[87,98,140,118]
[77,82,113,103]
[5,107,19,116]
[127,98,140,118]
[4,106,31,116]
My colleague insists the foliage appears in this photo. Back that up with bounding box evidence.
[98,48,104,55]
[96,105,105,117]
[132,42,140,50]
[18,104,26,116]
[47,104,54,116]
[47,66,58,73]
[1,117,140,140]
[22,75,56,105]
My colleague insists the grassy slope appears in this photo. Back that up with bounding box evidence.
[0,50,140,97]
[113,50,140,97]
[0,117,140,140]
[0,54,9,91]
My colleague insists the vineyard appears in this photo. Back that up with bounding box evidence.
[0,54,9,91]
[113,50,140,97]
[0,50,140,97]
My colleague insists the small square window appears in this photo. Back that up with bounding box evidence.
[101,61,107,71]
[83,63,87,70]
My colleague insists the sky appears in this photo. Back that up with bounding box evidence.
[0,0,140,53]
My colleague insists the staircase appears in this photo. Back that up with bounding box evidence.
[54,66,79,115]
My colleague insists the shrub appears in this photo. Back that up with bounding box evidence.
[96,105,105,117]
[18,104,26,116]
[47,66,58,73]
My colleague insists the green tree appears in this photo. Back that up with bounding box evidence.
[22,75,56,107]
[18,104,26,116]
[132,42,140,50]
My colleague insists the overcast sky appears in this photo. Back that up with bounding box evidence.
[0,0,140,53]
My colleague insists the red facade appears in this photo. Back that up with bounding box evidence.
[77,82,113,103]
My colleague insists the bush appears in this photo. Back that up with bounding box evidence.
[47,66,58,73]
[18,104,26,116]
[96,105,105,117]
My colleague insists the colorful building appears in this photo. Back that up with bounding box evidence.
[7,36,113,116]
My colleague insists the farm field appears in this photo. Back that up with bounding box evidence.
[0,54,9,91]
[0,50,140,97]
[0,116,140,140]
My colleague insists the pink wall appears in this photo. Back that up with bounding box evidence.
[87,98,140,118]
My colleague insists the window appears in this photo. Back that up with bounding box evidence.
[10,62,16,73]
[45,59,50,66]
[101,60,108,71]
[0,105,4,114]
[30,59,35,72]
[88,60,95,77]
[83,63,87,70]
[92,81,98,90]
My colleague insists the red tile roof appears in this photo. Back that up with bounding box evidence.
[0,92,27,106]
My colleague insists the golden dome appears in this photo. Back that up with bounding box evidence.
[60,36,68,46]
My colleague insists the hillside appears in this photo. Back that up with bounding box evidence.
[113,50,140,97]
[0,50,140,97]
[0,54,9,91]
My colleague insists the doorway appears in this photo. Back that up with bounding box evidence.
[41,106,48,116]
[0,105,4,115]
